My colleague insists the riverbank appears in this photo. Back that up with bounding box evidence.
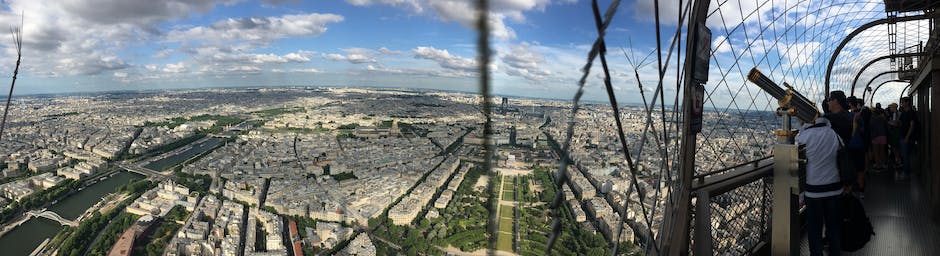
[0,171,144,256]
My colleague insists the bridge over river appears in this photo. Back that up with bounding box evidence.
[26,209,78,227]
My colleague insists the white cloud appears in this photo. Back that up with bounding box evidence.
[322,48,387,64]
[0,0,258,78]
[62,0,239,26]
[55,53,131,76]
[413,46,476,72]
[632,0,683,25]
[272,68,320,73]
[167,13,344,44]
[250,53,311,63]
[183,47,315,71]
[364,63,474,78]
[152,49,174,59]
[500,42,552,81]
[163,62,187,73]
[228,65,262,73]
[378,47,401,55]
[346,0,424,12]
[712,35,731,54]
[345,0,550,40]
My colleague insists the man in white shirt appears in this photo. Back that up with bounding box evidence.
[797,117,844,256]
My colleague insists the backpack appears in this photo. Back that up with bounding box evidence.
[841,194,874,251]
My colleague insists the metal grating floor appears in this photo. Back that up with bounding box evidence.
[800,169,940,255]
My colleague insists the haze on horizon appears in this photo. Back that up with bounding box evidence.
[0,0,697,103]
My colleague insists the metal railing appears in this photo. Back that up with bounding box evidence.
[690,157,774,255]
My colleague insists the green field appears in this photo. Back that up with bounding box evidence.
[497,233,514,252]
[499,216,513,230]
[502,191,514,201]
[497,205,515,252]
[500,206,514,218]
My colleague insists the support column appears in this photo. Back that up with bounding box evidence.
[931,60,940,221]
[771,113,801,256]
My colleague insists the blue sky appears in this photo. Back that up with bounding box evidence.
[0,0,916,107]
[0,0,678,102]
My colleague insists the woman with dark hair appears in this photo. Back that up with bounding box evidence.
[869,108,888,171]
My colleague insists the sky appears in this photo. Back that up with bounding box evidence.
[0,0,921,108]
[0,0,681,102]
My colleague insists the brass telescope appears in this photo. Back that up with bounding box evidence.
[747,68,819,123]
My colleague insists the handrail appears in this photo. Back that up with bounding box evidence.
[691,157,774,196]
[690,155,775,256]
[693,155,772,181]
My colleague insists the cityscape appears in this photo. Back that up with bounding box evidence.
[0,0,929,255]
[0,87,778,255]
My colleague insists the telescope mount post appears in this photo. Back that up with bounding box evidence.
[771,107,803,255]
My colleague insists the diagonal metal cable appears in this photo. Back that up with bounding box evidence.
[544,0,620,253]
[473,0,498,254]
[0,15,23,144]
[633,4,695,246]
[583,0,657,254]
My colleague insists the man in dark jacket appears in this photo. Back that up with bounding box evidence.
[824,91,855,190]
[898,97,917,178]
[825,91,852,143]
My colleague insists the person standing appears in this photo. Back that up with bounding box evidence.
[869,108,888,171]
[825,91,853,143]
[898,97,917,179]
[846,96,868,196]
[798,117,844,256]
[886,102,901,168]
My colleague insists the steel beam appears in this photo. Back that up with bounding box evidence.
[824,12,937,96]
[659,0,710,254]
[867,79,909,106]
[861,70,902,100]
[693,191,713,256]
[849,52,924,96]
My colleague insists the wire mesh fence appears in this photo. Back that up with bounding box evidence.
[487,0,936,254]
[703,176,772,255]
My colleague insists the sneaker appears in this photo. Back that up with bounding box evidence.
[858,192,865,199]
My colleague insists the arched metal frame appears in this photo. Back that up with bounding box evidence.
[824,12,937,96]
[861,70,902,100]
[902,82,913,96]
[850,52,924,96]
[868,79,909,106]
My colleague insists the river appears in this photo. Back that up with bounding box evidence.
[0,171,144,256]
[143,137,223,171]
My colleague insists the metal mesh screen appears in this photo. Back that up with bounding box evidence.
[706,177,773,255]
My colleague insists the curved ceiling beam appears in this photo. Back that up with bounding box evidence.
[824,12,937,96]
[849,52,924,96]
[861,70,901,101]
[868,79,908,106]
[902,83,913,97]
